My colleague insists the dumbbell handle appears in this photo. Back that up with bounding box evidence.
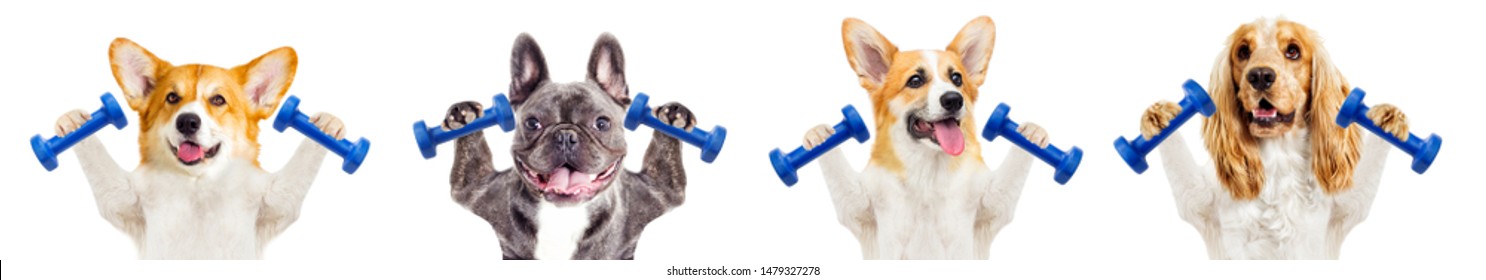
[414,94,515,159]
[1335,88,1441,174]
[273,96,371,174]
[1114,79,1215,173]
[32,92,130,171]
[770,105,870,187]
[982,103,1083,185]
[624,93,726,163]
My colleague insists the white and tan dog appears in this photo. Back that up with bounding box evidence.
[1140,18,1413,259]
[52,38,347,259]
[802,16,1054,259]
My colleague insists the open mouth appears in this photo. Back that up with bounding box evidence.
[516,157,621,205]
[908,114,966,156]
[1249,98,1295,128]
[170,140,221,166]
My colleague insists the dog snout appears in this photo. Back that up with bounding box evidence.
[940,91,964,112]
[176,113,201,135]
[554,129,580,150]
[1246,67,1276,91]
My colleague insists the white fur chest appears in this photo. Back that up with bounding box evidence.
[861,156,981,259]
[131,161,268,259]
[534,199,594,260]
[1216,130,1333,259]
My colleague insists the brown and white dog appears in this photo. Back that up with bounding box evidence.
[1139,18,1413,259]
[802,16,1053,259]
[51,38,347,259]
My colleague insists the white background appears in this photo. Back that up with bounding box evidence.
[1,0,1482,278]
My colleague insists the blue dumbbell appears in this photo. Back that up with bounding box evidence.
[1335,88,1441,174]
[982,103,1083,185]
[412,94,516,159]
[624,93,727,163]
[31,93,130,171]
[273,96,371,174]
[769,105,871,187]
[1114,79,1216,173]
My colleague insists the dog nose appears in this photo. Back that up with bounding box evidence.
[1246,67,1276,91]
[940,91,964,111]
[176,113,200,135]
[555,129,579,149]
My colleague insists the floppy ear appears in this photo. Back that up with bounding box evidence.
[1202,34,1264,201]
[509,33,550,106]
[233,47,298,118]
[946,16,996,88]
[587,33,629,105]
[842,18,898,92]
[109,38,172,111]
[1304,31,1361,195]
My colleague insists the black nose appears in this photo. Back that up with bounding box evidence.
[176,113,200,135]
[554,129,579,149]
[940,91,964,111]
[1246,67,1276,91]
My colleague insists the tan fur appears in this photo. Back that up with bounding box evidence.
[1203,19,1360,200]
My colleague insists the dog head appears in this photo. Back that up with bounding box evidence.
[841,16,995,172]
[108,38,296,174]
[1202,18,1360,200]
[506,33,629,207]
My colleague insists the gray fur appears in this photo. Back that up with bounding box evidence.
[446,33,693,260]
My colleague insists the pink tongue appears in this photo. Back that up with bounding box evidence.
[1254,108,1278,118]
[932,121,965,156]
[544,167,595,194]
[177,142,203,162]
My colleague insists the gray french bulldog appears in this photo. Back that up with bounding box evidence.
[443,33,694,260]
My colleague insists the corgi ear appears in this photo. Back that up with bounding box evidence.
[1304,29,1361,196]
[109,38,171,111]
[946,16,996,88]
[1203,30,1263,201]
[509,33,550,106]
[587,33,630,105]
[235,47,298,117]
[842,18,898,92]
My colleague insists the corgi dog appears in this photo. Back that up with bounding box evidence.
[801,16,1055,259]
[50,38,347,259]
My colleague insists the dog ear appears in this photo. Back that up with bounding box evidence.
[842,18,898,92]
[946,16,996,88]
[587,33,629,105]
[509,33,550,106]
[1304,29,1361,196]
[234,47,298,118]
[1202,30,1264,201]
[109,38,172,111]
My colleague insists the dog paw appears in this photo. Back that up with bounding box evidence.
[310,113,346,140]
[1018,122,1050,148]
[803,124,835,150]
[443,101,483,130]
[1367,103,1409,141]
[54,109,91,137]
[1140,101,1182,140]
[654,102,696,131]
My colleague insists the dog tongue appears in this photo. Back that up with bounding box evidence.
[177,142,203,162]
[932,120,965,156]
[1254,108,1278,118]
[544,167,596,194]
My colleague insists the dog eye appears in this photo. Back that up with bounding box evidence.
[165,92,180,104]
[209,95,226,106]
[524,117,542,130]
[595,116,611,131]
[949,73,963,87]
[1236,44,1251,60]
[1285,44,1301,60]
[906,74,925,88]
